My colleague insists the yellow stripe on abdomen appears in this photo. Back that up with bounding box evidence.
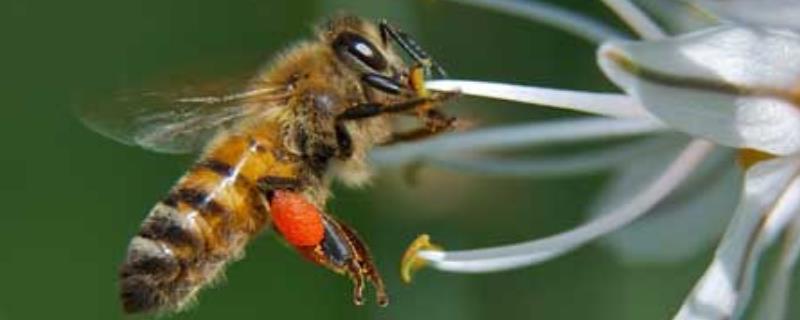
[119,125,302,314]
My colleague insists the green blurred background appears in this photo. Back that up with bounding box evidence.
[0,0,743,319]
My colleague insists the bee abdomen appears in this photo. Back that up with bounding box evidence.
[119,155,271,314]
[119,130,300,313]
[119,235,184,313]
[138,204,205,251]
[119,199,215,313]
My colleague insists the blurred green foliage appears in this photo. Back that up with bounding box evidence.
[0,0,729,319]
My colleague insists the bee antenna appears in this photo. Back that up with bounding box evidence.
[379,20,448,78]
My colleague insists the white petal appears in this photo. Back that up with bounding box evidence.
[755,214,800,320]
[599,26,800,155]
[417,139,715,273]
[591,136,741,264]
[632,0,721,35]
[425,80,654,119]
[697,0,800,31]
[675,156,800,320]
[371,117,667,167]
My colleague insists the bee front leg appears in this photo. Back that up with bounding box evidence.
[382,109,458,145]
[337,98,427,121]
[293,214,388,307]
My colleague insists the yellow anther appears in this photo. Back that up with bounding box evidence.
[737,148,776,170]
[400,234,442,283]
[410,65,429,97]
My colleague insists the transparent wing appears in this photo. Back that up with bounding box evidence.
[78,79,290,154]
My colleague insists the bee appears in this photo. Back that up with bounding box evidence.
[79,14,457,314]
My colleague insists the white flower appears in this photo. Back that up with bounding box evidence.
[377,1,800,319]
[598,4,800,318]
[599,26,800,155]
[696,0,800,31]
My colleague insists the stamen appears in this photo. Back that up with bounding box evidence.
[411,139,714,273]
[400,234,443,283]
[427,138,670,177]
[372,117,667,167]
[425,80,654,119]
[441,0,628,43]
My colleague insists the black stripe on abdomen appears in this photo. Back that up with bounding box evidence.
[197,159,234,178]
[138,214,201,250]
[163,188,226,214]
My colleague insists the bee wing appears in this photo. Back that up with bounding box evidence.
[78,80,290,154]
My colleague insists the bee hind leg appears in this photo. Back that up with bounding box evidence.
[294,214,388,307]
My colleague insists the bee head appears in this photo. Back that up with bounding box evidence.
[318,14,448,98]
[320,14,401,77]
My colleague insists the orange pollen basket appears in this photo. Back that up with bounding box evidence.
[269,191,325,247]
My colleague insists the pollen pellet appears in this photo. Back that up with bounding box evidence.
[270,190,325,247]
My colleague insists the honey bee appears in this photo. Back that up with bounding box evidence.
[79,14,456,314]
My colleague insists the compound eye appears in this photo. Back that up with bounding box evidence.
[333,32,388,72]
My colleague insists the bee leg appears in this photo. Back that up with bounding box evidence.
[382,109,458,145]
[337,98,427,120]
[337,91,457,121]
[293,214,388,307]
[332,216,388,306]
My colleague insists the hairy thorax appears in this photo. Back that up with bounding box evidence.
[258,41,396,191]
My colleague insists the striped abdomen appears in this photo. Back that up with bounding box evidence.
[119,124,301,313]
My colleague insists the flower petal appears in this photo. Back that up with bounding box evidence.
[598,26,800,155]
[754,214,800,320]
[632,0,720,35]
[590,136,741,264]
[414,139,714,273]
[675,156,800,320]
[697,0,800,31]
